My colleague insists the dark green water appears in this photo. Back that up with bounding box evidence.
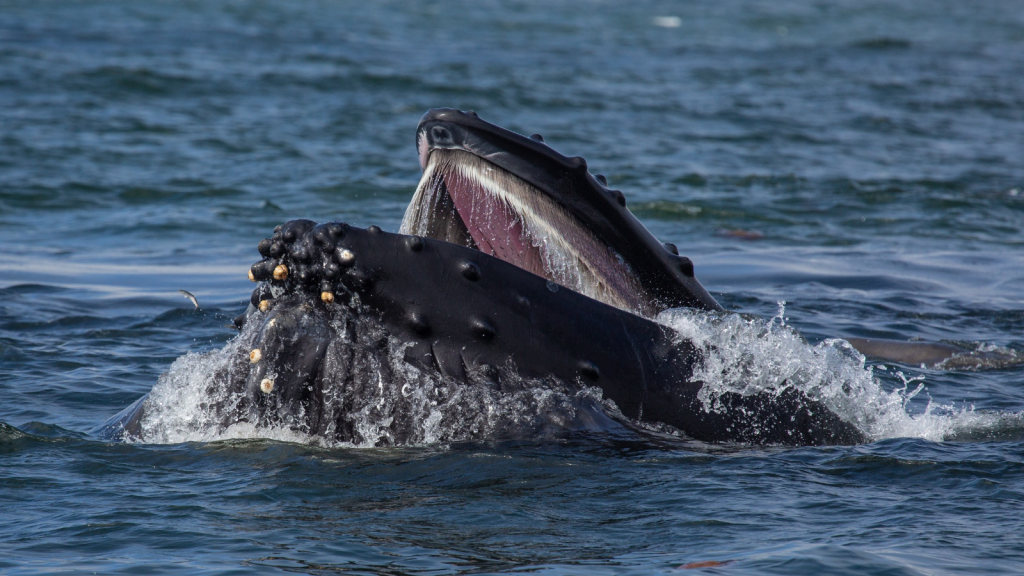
[2,1,1023,573]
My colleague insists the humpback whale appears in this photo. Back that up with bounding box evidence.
[101,109,879,446]
[104,220,864,445]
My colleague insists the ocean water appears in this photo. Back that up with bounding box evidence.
[2,0,1024,573]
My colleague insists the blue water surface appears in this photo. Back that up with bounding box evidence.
[1,1,1023,574]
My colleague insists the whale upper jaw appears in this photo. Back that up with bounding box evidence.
[402,108,723,317]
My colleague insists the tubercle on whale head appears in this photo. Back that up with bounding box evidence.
[407,108,723,316]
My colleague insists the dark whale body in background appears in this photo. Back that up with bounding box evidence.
[103,220,864,445]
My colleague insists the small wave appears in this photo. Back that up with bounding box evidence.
[0,422,28,444]
[75,65,206,96]
[655,304,1023,443]
[850,38,912,50]
[0,422,84,452]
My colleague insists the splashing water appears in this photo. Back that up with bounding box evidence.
[139,320,312,445]
[136,313,619,447]
[656,303,1023,442]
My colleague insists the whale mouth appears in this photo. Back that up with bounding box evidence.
[401,108,723,315]
[401,148,649,315]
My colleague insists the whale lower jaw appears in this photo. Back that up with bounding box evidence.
[101,221,865,447]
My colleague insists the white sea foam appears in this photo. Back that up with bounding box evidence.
[656,302,1020,442]
[138,321,315,445]
[136,315,615,447]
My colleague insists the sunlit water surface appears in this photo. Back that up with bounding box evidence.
[2,1,1023,574]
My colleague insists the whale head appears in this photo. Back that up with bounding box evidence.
[401,108,722,317]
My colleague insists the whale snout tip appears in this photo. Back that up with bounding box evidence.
[416,108,486,170]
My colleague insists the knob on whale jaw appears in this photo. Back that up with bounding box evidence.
[234,219,865,447]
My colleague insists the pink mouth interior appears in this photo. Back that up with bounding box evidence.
[443,170,548,278]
